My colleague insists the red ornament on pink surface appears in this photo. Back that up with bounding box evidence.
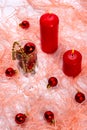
[44,111,55,124]
[40,13,59,53]
[47,77,58,88]
[5,67,16,77]
[75,92,85,103]
[19,20,30,29]
[63,50,82,77]
[15,113,27,124]
[12,41,37,74]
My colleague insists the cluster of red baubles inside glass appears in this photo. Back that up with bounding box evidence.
[5,42,35,77]
[24,42,36,70]
[19,20,30,29]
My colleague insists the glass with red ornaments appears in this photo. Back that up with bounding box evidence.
[12,41,37,74]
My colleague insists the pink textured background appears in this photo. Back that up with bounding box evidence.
[0,0,87,129]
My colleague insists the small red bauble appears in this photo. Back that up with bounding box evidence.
[44,111,55,123]
[27,60,35,70]
[24,42,35,54]
[75,92,85,103]
[19,20,30,29]
[5,67,15,77]
[15,113,27,124]
[47,77,58,88]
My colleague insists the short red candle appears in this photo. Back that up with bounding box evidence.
[40,13,59,53]
[63,50,82,77]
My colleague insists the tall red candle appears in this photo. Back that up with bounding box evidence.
[40,13,59,53]
[63,50,82,77]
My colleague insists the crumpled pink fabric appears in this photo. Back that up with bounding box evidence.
[0,0,87,129]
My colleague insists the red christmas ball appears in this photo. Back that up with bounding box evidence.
[44,111,54,123]
[19,20,30,29]
[48,77,58,87]
[15,113,27,124]
[27,61,35,70]
[75,92,85,103]
[5,67,15,77]
[24,42,35,54]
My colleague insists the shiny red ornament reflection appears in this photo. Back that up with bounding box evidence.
[75,92,85,103]
[44,111,55,123]
[5,67,16,77]
[19,20,30,29]
[47,77,58,88]
[12,42,37,73]
[15,113,27,124]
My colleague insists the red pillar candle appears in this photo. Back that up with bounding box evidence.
[63,50,82,77]
[40,13,59,53]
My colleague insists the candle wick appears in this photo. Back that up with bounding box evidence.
[72,53,74,56]
[71,48,74,56]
